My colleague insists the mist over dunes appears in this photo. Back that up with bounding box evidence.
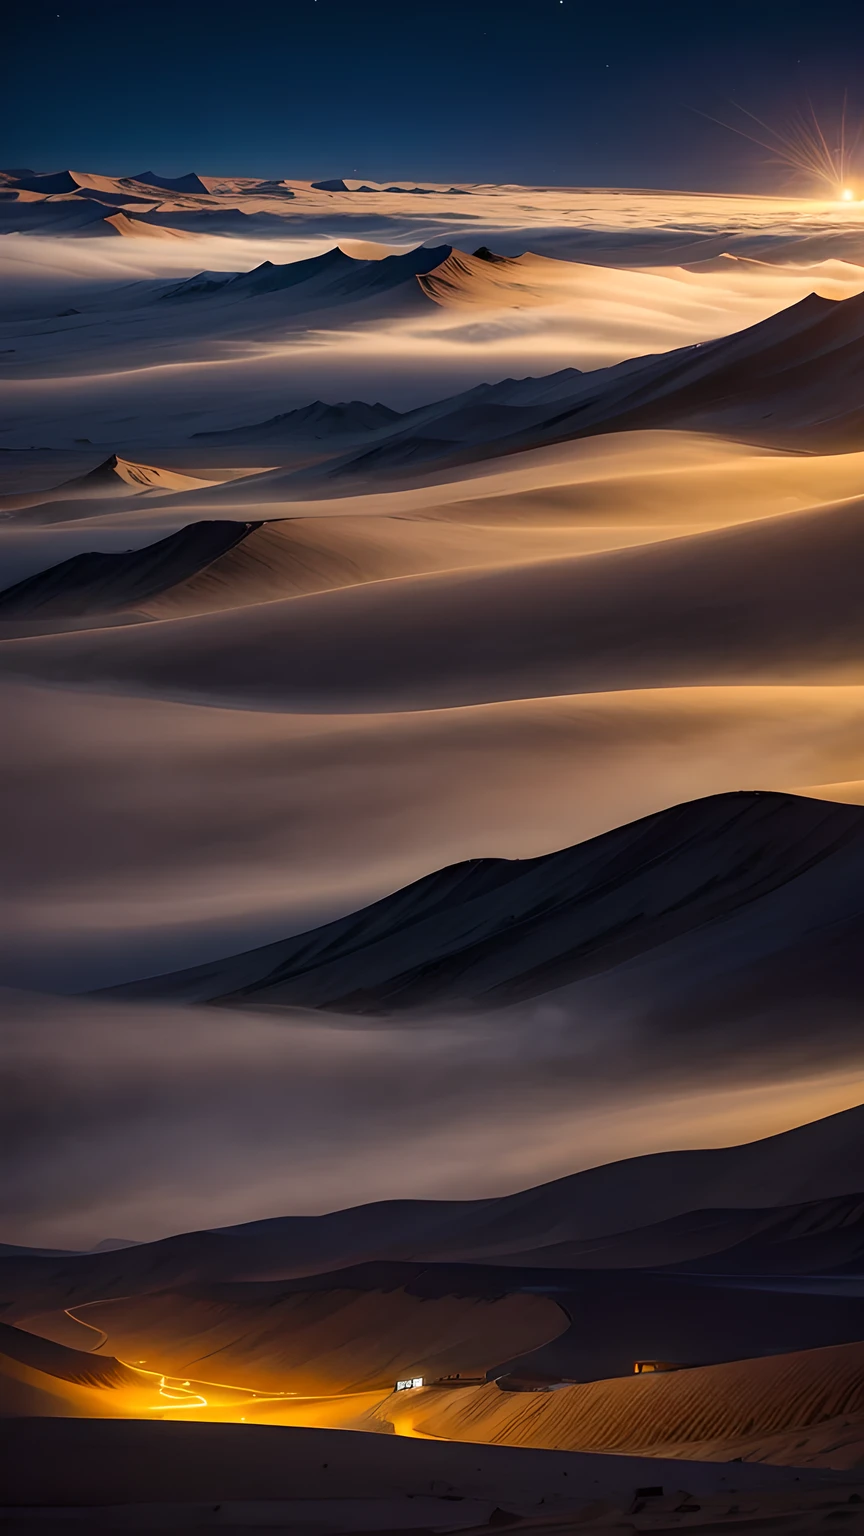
[4,171,864,1528]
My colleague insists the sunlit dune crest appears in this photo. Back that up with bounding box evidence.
[381,1341,864,1469]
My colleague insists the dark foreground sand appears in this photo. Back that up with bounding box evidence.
[3,1418,863,1533]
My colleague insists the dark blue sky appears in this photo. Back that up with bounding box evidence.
[5,0,864,189]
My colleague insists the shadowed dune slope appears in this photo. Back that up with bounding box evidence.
[0,1320,138,1390]
[130,170,208,194]
[320,287,864,478]
[3,1416,831,1517]
[0,1318,281,1422]
[494,1267,864,1384]
[381,1341,864,1469]
[0,514,629,625]
[489,287,864,454]
[4,1104,864,1316]
[0,1320,147,1419]
[8,1258,864,1392]
[75,1282,567,1395]
[202,286,864,488]
[194,399,403,445]
[99,791,864,1012]
[0,521,255,619]
[471,1192,864,1273]
[7,491,864,707]
[162,243,452,308]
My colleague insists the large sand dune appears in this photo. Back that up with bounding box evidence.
[101,791,864,1012]
[5,1105,864,1305]
[379,1340,864,1470]
[0,521,254,619]
[480,1190,864,1272]
[7,486,864,709]
[6,1113,864,1432]
[0,508,703,625]
[4,676,863,1004]
[34,1258,863,1387]
[70,1279,566,1394]
[270,285,864,479]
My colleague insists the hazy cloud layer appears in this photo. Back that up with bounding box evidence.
[3,988,864,1250]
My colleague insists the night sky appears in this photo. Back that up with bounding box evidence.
[5,0,864,190]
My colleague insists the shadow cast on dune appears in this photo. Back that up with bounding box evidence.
[99,792,864,1030]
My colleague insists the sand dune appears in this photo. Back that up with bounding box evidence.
[416,247,864,345]
[5,1104,864,1305]
[7,1254,864,1411]
[160,283,846,491]
[481,1191,864,1272]
[102,211,194,240]
[5,219,863,409]
[0,455,218,514]
[6,1141,864,1413]
[0,511,656,625]
[130,171,209,195]
[73,1279,566,1395]
[195,1102,864,1261]
[418,248,559,307]
[0,520,254,619]
[8,433,864,620]
[4,675,864,1004]
[7,490,864,709]
[135,516,598,617]
[0,1318,140,1391]
[161,242,452,310]
[122,430,864,537]
[194,398,403,445]
[21,1255,862,1402]
[381,1340,864,1470]
[0,1317,291,1423]
[308,286,864,482]
[0,1317,189,1417]
[4,174,864,265]
[101,791,864,1012]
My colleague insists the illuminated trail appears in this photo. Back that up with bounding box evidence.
[63,1307,107,1351]
[62,1303,382,1419]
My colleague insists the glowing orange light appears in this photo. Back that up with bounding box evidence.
[841,187,856,201]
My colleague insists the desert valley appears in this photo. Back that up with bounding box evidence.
[4,95,864,1536]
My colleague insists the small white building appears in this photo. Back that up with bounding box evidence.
[394,1376,424,1391]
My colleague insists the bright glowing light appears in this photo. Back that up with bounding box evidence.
[699,97,863,199]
